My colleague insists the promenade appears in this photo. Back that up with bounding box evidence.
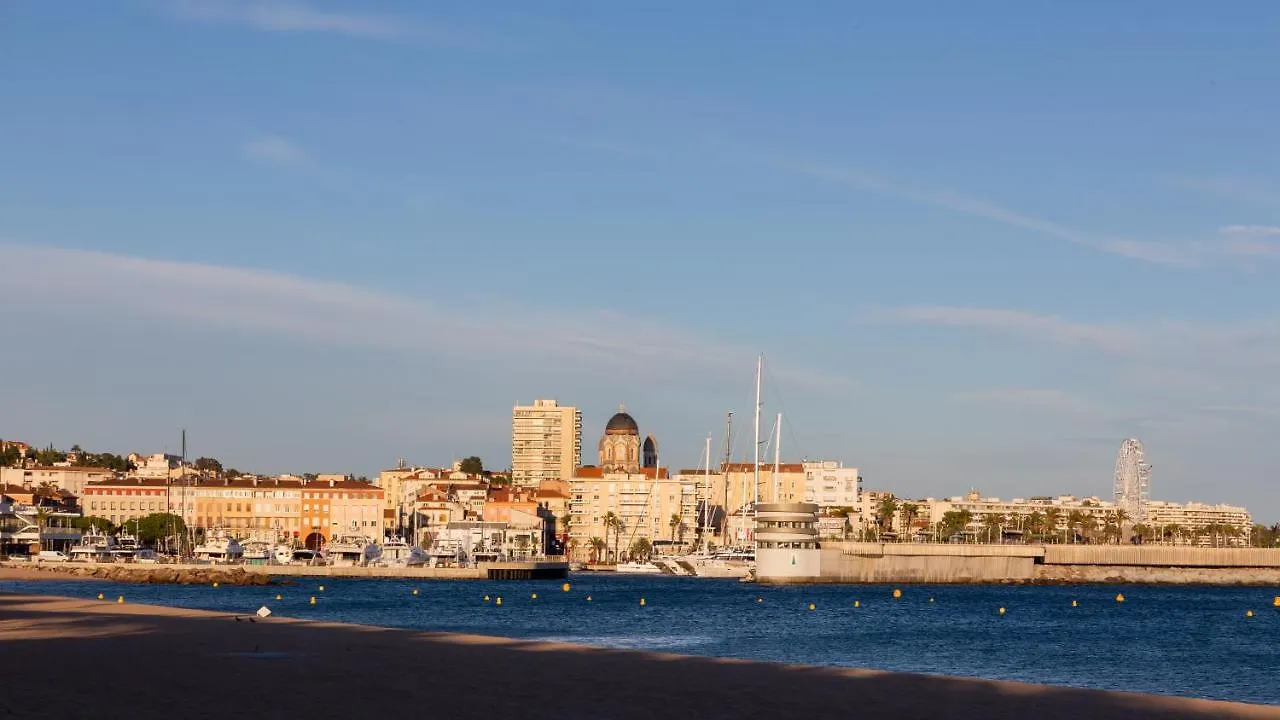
[1,591,1276,719]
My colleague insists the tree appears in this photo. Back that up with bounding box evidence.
[1043,508,1064,543]
[73,516,117,534]
[134,513,186,545]
[193,457,223,474]
[899,503,920,540]
[0,444,20,467]
[876,497,898,536]
[669,513,681,548]
[603,512,622,563]
[938,510,972,541]
[225,468,242,479]
[458,456,484,475]
[589,536,606,564]
[629,537,653,562]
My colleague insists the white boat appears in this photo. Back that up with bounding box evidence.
[326,535,376,567]
[68,530,115,562]
[193,536,244,564]
[615,561,662,574]
[241,541,272,565]
[109,531,140,562]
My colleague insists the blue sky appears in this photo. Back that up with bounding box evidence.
[3,1,1279,519]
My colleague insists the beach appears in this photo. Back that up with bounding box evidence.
[2,588,1276,719]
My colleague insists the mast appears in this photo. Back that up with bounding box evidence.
[702,435,711,541]
[720,412,732,540]
[773,412,782,503]
[752,354,762,508]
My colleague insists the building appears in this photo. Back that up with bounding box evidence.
[801,461,861,510]
[511,399,582,487]
[0,465,116,497]
[128,453,183,479]
[0,484,81,554]
[1143,501,1251,545]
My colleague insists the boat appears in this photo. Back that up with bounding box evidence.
[68,530,115,562]
[241,541,272,565]
[615,561,662,574]
[193,535,244,564]
[375,537,428,566]
[326,535,376,567]
[109,531,140,562]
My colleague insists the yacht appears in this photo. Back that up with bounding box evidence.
[68,530,115,562]
[615,561,663,574]
[193,536,244,564]
[241,541,272,565]
[325,535,376,567]
[109,531,140,562]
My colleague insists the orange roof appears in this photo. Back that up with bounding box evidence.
[722,462,805,473]
[572,466,670,479]
[536,489,569,499]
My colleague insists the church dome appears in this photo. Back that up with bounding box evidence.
[605,409,639,435]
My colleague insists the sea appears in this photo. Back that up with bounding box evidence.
[3,574,1277,705]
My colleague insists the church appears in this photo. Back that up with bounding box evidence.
[597,405,659,472]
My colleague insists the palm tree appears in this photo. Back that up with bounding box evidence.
[35,508,51,551]
[669,513,681,550]
[589,536,606,564]
[1026,511,1046,541]
[603,512,622,563]
[1043,507,1064,544]
[899,503,920,541]
[629,537,653,562]
[1114,508,1130,543]
[980,514,1002,543]
[876,497,899,538]
[1078,514,1099,543]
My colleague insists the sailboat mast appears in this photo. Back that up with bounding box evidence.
[702,435,711,538]
[752,354,762,508]
[720,412,732,540]
[773,412,782,503]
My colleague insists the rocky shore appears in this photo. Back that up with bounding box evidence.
[0,563,271,585]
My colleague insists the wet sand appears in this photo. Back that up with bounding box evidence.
[1,592,1276,719]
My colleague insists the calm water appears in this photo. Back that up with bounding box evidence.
[4,575,1278,705]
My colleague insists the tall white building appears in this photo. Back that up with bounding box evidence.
[511,399,582,487]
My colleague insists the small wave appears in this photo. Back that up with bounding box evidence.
[530,635,714,651]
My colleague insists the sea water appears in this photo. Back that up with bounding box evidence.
[3,575,1277,704]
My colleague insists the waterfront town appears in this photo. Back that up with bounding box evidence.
[0,399,1265,564]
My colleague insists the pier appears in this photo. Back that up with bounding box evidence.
[2,559,569,584]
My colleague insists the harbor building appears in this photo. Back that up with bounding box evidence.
[755,502,821,581]
[0,465,115,497]
[512,399,582,487]
[0,483,82,553]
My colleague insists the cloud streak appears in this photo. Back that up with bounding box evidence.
[160,0,490,47]
[0,243,855,396]
[864,305,1140,354]
[951,388,1098,416]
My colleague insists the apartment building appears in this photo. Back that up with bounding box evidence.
[0,465,115,496]
[512,399,582,487]
[569,466,699,561]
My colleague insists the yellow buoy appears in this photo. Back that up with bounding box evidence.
[1246,610,1255,617]
[531,592,538,600]
[496,597,503,606]
[1071,599,1078,608]
[97,593,104,600]
[309,596,316,605]
[586,595,592,602]
[892,588,902,599]
[998,607,1006,615]
[116,596,124,604]
[853,600,860,608]
[808,602,816,611]
[484,595,490,602]
[275,594,282,601]
[562,582,571,592]
[1115,593,1125,603]
[212,582,219,588]
[1273,596,1280,607]
[318,585,325,592]
[412,589,419,596]
[640,598,647,607]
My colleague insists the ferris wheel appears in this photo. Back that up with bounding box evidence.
[1113,438,1151,522]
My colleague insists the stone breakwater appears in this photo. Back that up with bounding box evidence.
[4,563,271,586]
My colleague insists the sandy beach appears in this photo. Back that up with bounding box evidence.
[1,590,1276,719]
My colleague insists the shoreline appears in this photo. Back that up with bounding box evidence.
[1,591,1276,719]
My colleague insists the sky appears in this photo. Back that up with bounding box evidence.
[2,1,1279,520]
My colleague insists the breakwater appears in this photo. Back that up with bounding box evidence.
[761,543,1280,585]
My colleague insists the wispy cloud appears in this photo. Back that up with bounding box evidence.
[951,388,1098,416]
[242,135,307,167]
[765,158,1198,267]
[864,306,1140,354]
[0,243,855,396]
[1219,225,1280,237]
[1171,176,1280,206]
[160,0,491,47]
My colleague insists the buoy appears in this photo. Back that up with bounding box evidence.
[213,582,219,588]
[756,597,763,603]
[998,607,1006,615]
[586,595,592,602]
[1115,593,1125,603]
[808,602,816,611]
[853,600,860,608]
[929,597,935,603]
[640,598,646,607]
[562,582,571,592]
[309,596,316,605]
[531,592,538,600]
[96,593,104,600]
[496,597,503,606]
[318,585,325,592]
[412,589,419,596]
[275,594,282,601]
[116,596,124,604]
[484,595,490,602]
[892,588,902,599]
[1273,596,1279,607]
[1071,599,1078,608]
[1246,610,1255,617]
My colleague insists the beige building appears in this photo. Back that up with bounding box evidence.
[0,465,115,497]
[569,465,697,561]
[512,399,582,487]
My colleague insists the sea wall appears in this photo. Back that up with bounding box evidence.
[1,560,568,584]
[762,542,1280,585]
[5,563,272,585]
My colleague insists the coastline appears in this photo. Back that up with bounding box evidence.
[1,591,1277,719]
